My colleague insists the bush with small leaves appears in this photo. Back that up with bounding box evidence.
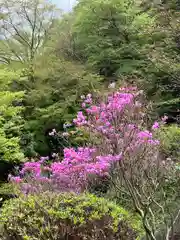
[0,183,14,207]
[158,124,180,160]
[0,192,143,240]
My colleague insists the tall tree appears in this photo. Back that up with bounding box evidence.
[71,0,154,79]
[0,0,60,68]
[142,0,180,117]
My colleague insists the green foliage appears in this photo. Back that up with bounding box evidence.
[154,98,180,117]
[67,0,180,115]
[0,0,179,238]
[0,183,14,207]
[0,0,178,158]
[67,128,90,147]
[0,89,24,162]
[0,68,21,89]
[0,0,59,67]
[0,68,36,159]
[141,0,180,113]
[0,192,143,240]
[158,125,180,160]
[72,0,154,77]
[24,58,102,155]
[0,183,14,196]
[0,68,25,163]
[0,131,23,162]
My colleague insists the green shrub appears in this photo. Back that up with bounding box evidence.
[0,192,143,240]
[158,125,180,160]
[0,91,24,163]
[23,59,102,156]
[0,183,14,208]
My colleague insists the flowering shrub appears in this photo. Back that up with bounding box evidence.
[11,147,121,193]
[9,86,180,239]
[10,87,163,194]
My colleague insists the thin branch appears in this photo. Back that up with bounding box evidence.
[3,5,31,49]
[166,209,180,240]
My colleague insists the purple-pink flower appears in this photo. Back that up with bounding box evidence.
[152,121,159,130]
[10,176,22,183]
[73,111,88,126]
[161,115,168,122]
[10,86,161,194]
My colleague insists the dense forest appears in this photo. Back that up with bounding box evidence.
[0,0,180,239]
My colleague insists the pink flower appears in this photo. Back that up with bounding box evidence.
[21,162,41,176]
[10,87,161,194]
[148,139,160,145]
[39,156,49,163]
[73,111,87,126]
[82,102,86,108]
[152,121,159,130]
[86,105,100,114]
[137,130,152,140]
[10,176,22,183]
[162,115,168,122]
[84,94,92,104]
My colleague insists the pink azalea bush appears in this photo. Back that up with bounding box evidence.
[10,86,165,194]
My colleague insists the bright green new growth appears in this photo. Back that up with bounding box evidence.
[0,68,25,163]
[158,125,180,160]
[0,192,143,240]
[0,89,24,162]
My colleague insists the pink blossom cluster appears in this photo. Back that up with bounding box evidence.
[73,111,88,126]
[10,147,122,192]
[73,87,161,152]
[10,87,165,193]
[20,162,41,176]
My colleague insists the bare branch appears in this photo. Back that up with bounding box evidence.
[0,0,57,64]
[166,209,180,240]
